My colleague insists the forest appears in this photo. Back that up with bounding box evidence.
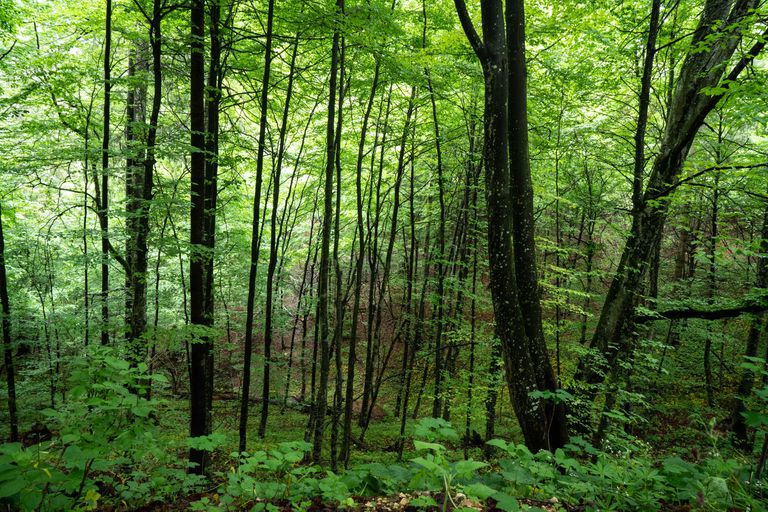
[1,0,768,510]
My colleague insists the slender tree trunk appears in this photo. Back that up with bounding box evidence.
[284,192,319,405]
[731,196,768,447]
[239,0,274,451]
[341,57,380,467]
[0,203,18,442]
[396,146,418,457]
[312,0,343,464]
[360,86,393,428]
[411,222,432,420]
[330,37,346,471]
[100,0,112,346]
[421,0,447,420]
[363,87,417,432]
[464,169,479,459]
[301,241,319,402]
[261,12,298,437]
[83,134,90,347]
[148,186,176,400]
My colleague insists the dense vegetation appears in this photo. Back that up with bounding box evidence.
[1,0,768,510]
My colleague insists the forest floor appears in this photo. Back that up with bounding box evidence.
[3,348,765,511]
[84,396,734,511]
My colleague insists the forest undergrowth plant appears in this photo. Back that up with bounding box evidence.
[205,441,358,510]
[486,429,766,511]
[408,418,488,511]
[0,346,201,510]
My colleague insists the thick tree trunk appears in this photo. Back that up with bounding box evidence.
[128,0,162,365]
[202,0,222,451]
[188,0,212,475]
[506,0,568,449]
[124,45,146,339]
[455,0,567,452]
[579,0,761,387]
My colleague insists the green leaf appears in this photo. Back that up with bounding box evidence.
[410,495,438,508]
[492,491,520,512]
[0,477,27,498]
[743,410,768,428]
[486,438,510,451]
[462,482,496,500]
[413,440,445,452]
[411,456,442,473]
[454,459,487,477]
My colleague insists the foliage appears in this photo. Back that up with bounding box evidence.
[0,347,201,511]
[173,419,768,511]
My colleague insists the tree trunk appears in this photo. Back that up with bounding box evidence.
[239,0,274,452]
[506,0,568,448]
[312,0,343,464]
[330,36,346,471]
[260,0,288,439]
[455,0,566,452]
[579,0,762,388]
[422,0,447,420]
[341,57,379,467]
[99,0,112,346]
[360,86,392,428]
[188,0,212,475]
[0,203,18,442]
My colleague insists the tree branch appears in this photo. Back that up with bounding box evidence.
[655,162,768,198]
[636,300,768,323]
[704,23,768,112]
[454,0,486,60]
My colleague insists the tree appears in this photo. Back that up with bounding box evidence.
[578,0,766,388]
[0,202,18,442]
[188,0,212,475]
[454,0,567,452]
[312,0,343,464]
[99,0,112,347]
[239,0,274,452]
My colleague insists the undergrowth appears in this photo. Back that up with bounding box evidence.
[1,347,767,511]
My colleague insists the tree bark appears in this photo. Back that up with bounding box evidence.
[578,0,762,388]
[0,202,18,442]
[239,0,274,452]
[312,0,343,464]
[99,0,112,346]
[188,0,211,475]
